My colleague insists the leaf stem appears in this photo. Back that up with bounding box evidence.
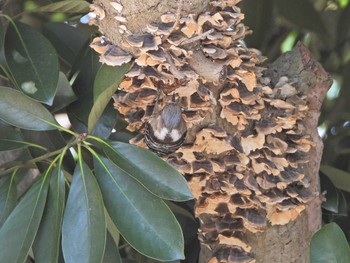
[82,142,100,160]
[0,137,79,178]
[0,64,17,86]
[45,121,77,136]
[86,135,113,150]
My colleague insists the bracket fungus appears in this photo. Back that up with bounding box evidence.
[86,0,325,262]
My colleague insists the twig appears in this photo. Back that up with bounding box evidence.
[162,48,186,79]
[0,137,78,177]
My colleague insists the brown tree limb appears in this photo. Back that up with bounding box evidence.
[244,42,332,263]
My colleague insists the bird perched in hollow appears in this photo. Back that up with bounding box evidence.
[144,100,187,156]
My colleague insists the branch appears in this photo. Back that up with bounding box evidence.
[187,49,226,84]
[246,42,332,263]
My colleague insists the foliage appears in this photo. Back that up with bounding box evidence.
[0,3,195,263]
[311,223,350,263]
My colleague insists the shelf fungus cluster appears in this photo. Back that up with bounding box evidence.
[87,0,316,262]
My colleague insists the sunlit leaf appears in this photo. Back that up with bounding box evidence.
[339,0,349,8]
[0,125,27,151]
[5,21,59,105]
[0,174,17,227]
[33,166,65,263]
[0,87,58,130]
[320,164,350,192]
[62,160,106,263]
[104,142,193,201]
[94,156,185,261]
[0,174,50,263]
[280,31,298,53]
[88,63,131,133]
[33,0,89,13]
[310,223,350,263]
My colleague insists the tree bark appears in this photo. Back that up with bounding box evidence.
[244,42,331,263]
[90,0,331,262]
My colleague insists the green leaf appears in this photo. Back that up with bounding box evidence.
[67,109,88,133]
[337,190,347,216]
[105,209,120,250]
[338,0,349,8]
[0,87,58,130]
[5,21,59,105]
[67,44,101,131]
[0,174,17,227]
[0,174,50,263]
[166,202,198,246]
[0,125,27,151]
[94,156,184,261]
[274,0,328,39]
[33,166,65,263]
[0,22,4,50]
[320,171,339,213]
[103,231,122,263]
[139,258,181,263]
[320,164,350,192]
[165,201,195,222]
[104,142,193,201]
[33,0,90,13]
[62,160,106,263]
[50,72,77,112]
[91,102,118,139]
[43,22,88,66]
[21,129,74,172]
[88,63,131,133]
[310,223,350,263]
[240,0,274,49]
[93,63,131,101]
[337,2,350,51]
[108,116,137,142]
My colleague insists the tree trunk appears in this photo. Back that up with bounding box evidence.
[90,0,331,262]
[241,42,330,263]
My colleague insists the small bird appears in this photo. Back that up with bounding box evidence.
[144,100,187,156]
